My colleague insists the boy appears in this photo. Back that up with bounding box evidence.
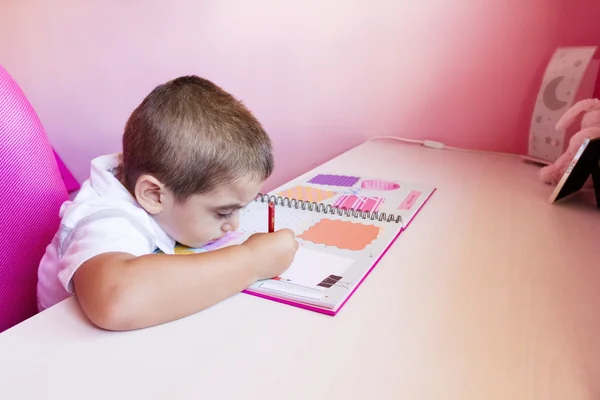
[37,75,299,331]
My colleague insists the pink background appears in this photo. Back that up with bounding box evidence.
[1,1,600,191]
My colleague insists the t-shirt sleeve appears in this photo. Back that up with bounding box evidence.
[57,213,154,294]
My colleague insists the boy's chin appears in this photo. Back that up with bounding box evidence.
[194,238,219,248]
[181,234,228,249]
[176,239,208,249]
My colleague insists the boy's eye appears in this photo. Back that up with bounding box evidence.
[217,211,234,219]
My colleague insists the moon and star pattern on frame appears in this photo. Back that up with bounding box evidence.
[528,46,598,162]
[543,76,568,111]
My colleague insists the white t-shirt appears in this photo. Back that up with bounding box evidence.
[37,153,176,311]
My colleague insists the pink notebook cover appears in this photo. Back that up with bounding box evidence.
[242,188,436,316]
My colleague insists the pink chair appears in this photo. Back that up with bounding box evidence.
[0,65,68,333]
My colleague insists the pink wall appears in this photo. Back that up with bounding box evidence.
[1,1,600,191]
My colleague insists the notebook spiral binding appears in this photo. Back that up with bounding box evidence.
[255,193,403,224]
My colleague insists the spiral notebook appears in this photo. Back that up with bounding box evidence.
[175,172,435,315]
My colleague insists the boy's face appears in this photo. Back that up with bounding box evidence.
[148,176,264,249]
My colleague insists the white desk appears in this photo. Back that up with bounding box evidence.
[2,139,600,399]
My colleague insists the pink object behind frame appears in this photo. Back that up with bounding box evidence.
[0,65,68,332]
[52,149,80,193]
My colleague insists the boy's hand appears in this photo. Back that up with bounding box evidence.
[242,229,299,280]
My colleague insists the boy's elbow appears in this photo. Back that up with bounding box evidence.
[76,277,140,331]
[82,289,139,331]
[84,296,134,331]
[73,254,142,331]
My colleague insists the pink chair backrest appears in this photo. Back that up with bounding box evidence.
[0,65,68,333]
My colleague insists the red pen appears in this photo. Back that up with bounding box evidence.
[268,200,275,232]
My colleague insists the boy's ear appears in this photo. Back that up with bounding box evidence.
[134,174,166,215]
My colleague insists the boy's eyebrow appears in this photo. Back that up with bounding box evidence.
[214,203,246,211]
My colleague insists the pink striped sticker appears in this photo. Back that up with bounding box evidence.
[398,191,421,210]
[361,179,400,191]
[334,195,383,212]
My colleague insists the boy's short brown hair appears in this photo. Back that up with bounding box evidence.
[120,75,273,201]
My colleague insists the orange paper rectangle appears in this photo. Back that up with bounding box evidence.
[277,185,337,202]
[298,219,380,251]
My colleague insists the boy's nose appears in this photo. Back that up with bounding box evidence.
[222,214,240,232]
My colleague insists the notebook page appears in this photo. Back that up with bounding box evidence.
[258,281,324,300]
[238,172,435,313]
[277,247,354,289]
[240,202,308,233]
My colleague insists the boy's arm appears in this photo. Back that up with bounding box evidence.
[73,230,297,331]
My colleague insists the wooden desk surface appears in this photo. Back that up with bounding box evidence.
[1,139,600,400]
